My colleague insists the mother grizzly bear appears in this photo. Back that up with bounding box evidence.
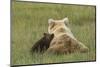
[46,17,89,54]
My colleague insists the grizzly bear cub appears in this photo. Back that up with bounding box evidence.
[31,33,54,53]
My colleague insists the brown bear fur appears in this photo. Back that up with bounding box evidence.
[46,18,89,54]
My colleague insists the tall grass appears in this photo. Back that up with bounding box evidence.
[11,1,96,65]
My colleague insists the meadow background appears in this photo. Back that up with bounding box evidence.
[12,1,96,66]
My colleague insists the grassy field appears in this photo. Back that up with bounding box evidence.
[11,1,96,66]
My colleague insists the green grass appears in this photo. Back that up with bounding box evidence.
[11,1,96,65]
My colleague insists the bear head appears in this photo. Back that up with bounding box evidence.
[48,17,69,33]
[43,33,54,42]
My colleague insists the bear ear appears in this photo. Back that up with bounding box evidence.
[51,33,54,37]
[43,33,47,36]
[63,17,69,22]
[48,18,54,24]
[63,17,69,26]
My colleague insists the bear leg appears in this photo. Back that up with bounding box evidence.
[78,42,89,53]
